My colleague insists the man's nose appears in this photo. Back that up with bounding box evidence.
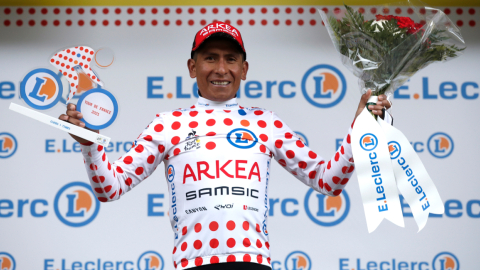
[214,59,227,75]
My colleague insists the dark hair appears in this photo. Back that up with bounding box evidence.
[191,32,246,61]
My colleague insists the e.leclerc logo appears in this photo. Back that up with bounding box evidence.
[0,133,17,159]
[54,182,100,227]
[301,64,346,108]
[432,252,459,270]
[137,251,164,270]
[285,251,312,270]
[304,188,350,226]
[427,132,454,159]
[340,251,459,270]
[0,252,15,270]
[167,165,175,182]
[227,128,258,149]
[44,251,164,270]
[388,141,402,160]
[20,68,63,110]
[360,133,378,151]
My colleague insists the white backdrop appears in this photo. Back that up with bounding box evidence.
[0,5,479,270]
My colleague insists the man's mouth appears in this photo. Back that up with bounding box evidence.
[211,81,230,86]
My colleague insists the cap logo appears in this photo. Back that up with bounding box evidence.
[200,23,239,37]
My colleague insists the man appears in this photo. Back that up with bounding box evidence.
[60,22,391,270]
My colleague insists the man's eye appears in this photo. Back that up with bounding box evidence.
[206,56,214,60]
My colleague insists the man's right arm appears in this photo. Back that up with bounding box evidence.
[60,105,168,202]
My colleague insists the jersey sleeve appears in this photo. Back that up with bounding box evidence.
[268,112,355,197]
[80,115,168,202]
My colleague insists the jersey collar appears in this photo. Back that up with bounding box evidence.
[195,96,239,109]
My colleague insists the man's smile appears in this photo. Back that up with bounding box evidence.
[211,80,231,86]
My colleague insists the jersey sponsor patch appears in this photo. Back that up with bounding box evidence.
[227,128,258,149]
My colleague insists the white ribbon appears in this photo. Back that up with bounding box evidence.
[351,97,405,233]
[378,118,445,232]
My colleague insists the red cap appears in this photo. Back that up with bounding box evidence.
[191,21,246,59]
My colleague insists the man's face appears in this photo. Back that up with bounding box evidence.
[188,38,248,102]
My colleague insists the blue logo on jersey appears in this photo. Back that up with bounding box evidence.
[167,165,175,182]
[227,128,258,149]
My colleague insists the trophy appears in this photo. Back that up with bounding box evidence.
[9,46,118,147]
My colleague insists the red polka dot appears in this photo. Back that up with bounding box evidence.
[189,111,198,117]
[286,19,292,26]
[147,155,155,164]
[209,221,219,231]
[242,238,252,248]
[257,255,263,263]
[468,8,475,15]
[181,226,188,235]
[333,176,341,184]
[310,19,316,26]
[457,20,463,27]
[274,120,283,128]
[257,120,267,128]
[275,140,283,148]
[227,255,236,262]
[172,111,182,117]
[181,242,187,251]
[143,135,153,142]
[188,19,194,26]
[203,141,216,150]
[97,197,108,202]
[259,134,268,142]
[285,132,293,139]
[181,258,188,267]
[256,239,263,248]
[210,239,219,248]
[278,159,286,166]
[469,20,476,27]
[41,20,47,26]
[124,156,133,164]
[189,121,198,128]
[135,167,144,175]
[172,121,181,130]
[125,178,132,186]
[260,145,266,153]
[296,140,305,148]
[176,20,182,26]
[256,223,261,232]
[456,8,463,15]
[237,7,243,14]
[298,161,307,169]
[210,256,219,264]
[16,20,23,26]
[200,19,207,25]
[171,136,180,145]
[227,238,236,248]
[158,145,165,153]
[273,19,279,26]
[174,148,181,156]
[243,254,251,262]
[309,171,317,179]
[4,20,10,26]
[206,119,216,126]
[323,182,334,192]
[266,242,270,249]
[298,19,304,26]
[195,257,203,266]
[341,178,349,185]
[135,144,144,153]
[286,150,295,159]
[163,20,169,26]
[206,132,216,136]
[227,220,236,230]
[192,240,202,250]
[224,118,233,126]
[28,20,35,26]
[194,223,202,232]
[116,166,124,173]
[308,151,317,159]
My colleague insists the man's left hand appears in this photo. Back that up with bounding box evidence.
[355,89,392,120]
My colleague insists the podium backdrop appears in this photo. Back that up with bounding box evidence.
[0,1,479,269]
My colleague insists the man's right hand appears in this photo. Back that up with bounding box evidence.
[59,103,99,145]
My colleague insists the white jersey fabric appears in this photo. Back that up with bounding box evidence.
[81,96,358,269]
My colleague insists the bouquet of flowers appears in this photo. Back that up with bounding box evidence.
[319,2,466,105]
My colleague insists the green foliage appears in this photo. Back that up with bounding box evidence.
[328,5,464,96]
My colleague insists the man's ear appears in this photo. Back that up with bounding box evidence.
[187,58,196,79]
[241,60,249,80]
